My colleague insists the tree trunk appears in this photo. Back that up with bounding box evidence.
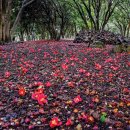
[40,26,46,39]
[50,31,57,40]
[11,0,35,34]
[126,21,130,38]
[49,25,58,40]
[41,32,45,39]
[0,0,12,42]
[19,30,24,41]
[26,29,31,41]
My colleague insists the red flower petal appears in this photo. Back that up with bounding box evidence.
[66,119,73,126]
[18,87,26,96]
[45,81,52,87]
[5,71,11,78]
[74,95,82,103]
[95,63,102,70]
[49,117,62,128]
[61,64,68,70]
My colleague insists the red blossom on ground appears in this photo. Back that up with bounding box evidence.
[18,87,26,96]
[127,62,130,66]
[74,95,82,103]
[45,81,52,87]
[31,91,40,100]
[66,118,73,126]
[95,63,102,70]
[21,67,28,75]
[108,73,113,78]
[37,94,47,105]
[4,71,11,78]
[85,72,91,76]
[110,66,119,71]
[61,64,68,70]
[31,90,47,105]
[67,81,75,87]
[79,68,86,73]
[34,81,43,87]
[87,116,94,123]
[49,117,62,128]
[79,112,88,121]
[105,58,113,63]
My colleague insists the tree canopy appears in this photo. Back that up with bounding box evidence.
[0,0,130,42]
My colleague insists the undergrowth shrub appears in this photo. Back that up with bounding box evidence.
[94,41,105,48]
[114,44,130,53]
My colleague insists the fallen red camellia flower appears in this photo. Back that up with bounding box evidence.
[79,68,86,73]
[74,95,82,103]
[32,91,47,105]
[85,72,91,77]
[49,117,62,128]
[66,118,73,126]
[110,66,118,71]
[37,94,47,105]
[45,81,52,87]
[34,81,43,87]
[18,87,26,96]
[61,64,68,70]
[5,71,11,78]
[95,63,102,70]
[31,91,41,100]
[67,81,75,87]
[127,62,130,66]
[88,116,94,124]
[21,67,28,75]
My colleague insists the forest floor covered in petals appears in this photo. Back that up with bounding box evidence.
[0,40,130,130]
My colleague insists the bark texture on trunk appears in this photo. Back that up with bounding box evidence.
[0,0,35,42]
[0,0,12,42]
[0,0,2,41]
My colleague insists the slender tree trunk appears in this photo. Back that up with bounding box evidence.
[19,30,24,41]
[11,0,35,34]
[49,25,58,40]
[3,6,11,42]
[126,21,130,38]
[74,23,77,35]
[0,0,12,42]
[26,29,31,41]
[41,32,45,39]
[73,0,89,30]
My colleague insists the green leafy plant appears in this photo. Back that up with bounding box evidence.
[114,44,130,53]
[94,41,105,48]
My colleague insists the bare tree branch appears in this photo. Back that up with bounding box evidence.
[11,0,35,33]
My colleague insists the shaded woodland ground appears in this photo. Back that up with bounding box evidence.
[0,40,130,129]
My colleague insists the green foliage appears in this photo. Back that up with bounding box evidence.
[10,0,130,40]
[114,44,130,53]
[126,45,130,53]
[109,0,130,37]
[94,41,105,48]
